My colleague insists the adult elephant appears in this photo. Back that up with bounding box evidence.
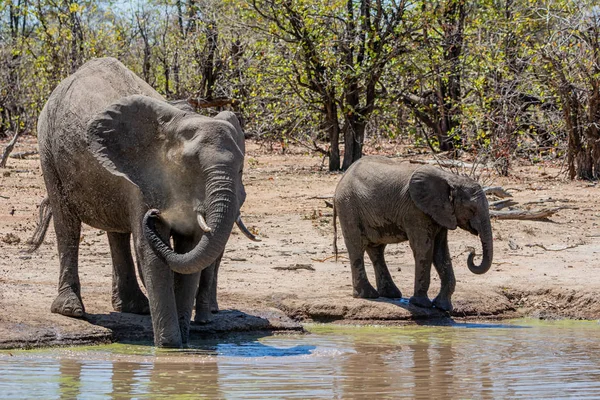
[333,156,493,312]
[33,57,255,347]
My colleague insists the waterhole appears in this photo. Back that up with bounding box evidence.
[1,319,599,398]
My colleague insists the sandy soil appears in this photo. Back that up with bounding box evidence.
[1,136,600,349]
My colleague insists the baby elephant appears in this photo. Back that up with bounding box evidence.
[333,156,493,311]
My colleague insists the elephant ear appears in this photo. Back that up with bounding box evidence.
[87,95,183,193]
[409,166,457,230]
[214,111,245,155]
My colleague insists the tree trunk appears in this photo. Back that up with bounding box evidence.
[326,100,340,171]
[342,117,365,170]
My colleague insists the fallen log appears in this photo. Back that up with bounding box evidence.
[483,186,513,198]
[490,207,564,220]
[9,150,38,159]
[489,199,518,210]
[273,264,315,271]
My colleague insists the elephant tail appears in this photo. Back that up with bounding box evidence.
[333,202,338,262]
[26,197,53,252]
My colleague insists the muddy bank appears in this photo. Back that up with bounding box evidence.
[1,137,600,349]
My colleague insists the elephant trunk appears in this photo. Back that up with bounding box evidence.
[467,208,494,275]
[143,168,237,274]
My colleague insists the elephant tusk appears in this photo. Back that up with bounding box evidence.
[197,213,212,233]
[236,215,261,242]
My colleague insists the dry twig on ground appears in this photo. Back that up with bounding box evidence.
[490,207,565,220]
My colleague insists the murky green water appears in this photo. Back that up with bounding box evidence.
[1,319,600,398]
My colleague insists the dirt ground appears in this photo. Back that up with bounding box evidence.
[2,136,600,349]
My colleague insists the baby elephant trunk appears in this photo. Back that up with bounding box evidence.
[467,213,493,275]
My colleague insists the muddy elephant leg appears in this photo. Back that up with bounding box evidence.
[194,252,222,324]
[366,245,402,298]
[346,244,379,299]
[210,255,220,313]
[172,234,201,343]
[107,232,149,314]
[49,195,85,317]
[134,224,181,348]
[339,214,378,298]
[431,230,456,312]
[407,230,434,308]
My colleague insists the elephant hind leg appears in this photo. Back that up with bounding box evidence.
[108,232,149,314]
[49,196,85,318]
[366,245,402,299]
[347,247,379,299]
[194,252,222,324]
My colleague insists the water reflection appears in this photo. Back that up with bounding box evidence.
[1,321,600,398]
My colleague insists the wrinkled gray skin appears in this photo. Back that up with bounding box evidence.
[162,103,253,324]
[333,156,493,312]
[36,57,250,347]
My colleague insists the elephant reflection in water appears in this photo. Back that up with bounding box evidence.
[335,330,494,398]
[56,357,221,398]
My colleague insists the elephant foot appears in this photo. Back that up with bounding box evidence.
[154,335,183,348]
[353,282,380,299]
[51,289,85,317]
[433,296,453,312]
[378,284,402,299]
[194,309,213,324]
[409,295,433,309]
[112,292,150,315]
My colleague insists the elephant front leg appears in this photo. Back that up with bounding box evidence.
[108,232,149,314]
[135,227,182,348]
[408,230,434,308]
[194,252,222,324]
[431,230,456,312]
[50,199,85,318]
[173,234,202,343]
[174,271,201,343]
[366,245,402,298]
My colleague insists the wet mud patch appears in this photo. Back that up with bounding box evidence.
[275,289,517,323]
[0,308,302,349]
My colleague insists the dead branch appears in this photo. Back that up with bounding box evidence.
[288,137,329,155]
[187,97,238,109]
[489,199,518,210]
[273,264,315,271]
[525,242,583,251]
[483,186,513,198]
[490,207,565,220]
[312,254,348,262]
[409,159,476,169]
[309,195,334,199]
[324,200,333,208]
[9,150,38,159]
[522,198,571,206]
[0,126,23,168]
